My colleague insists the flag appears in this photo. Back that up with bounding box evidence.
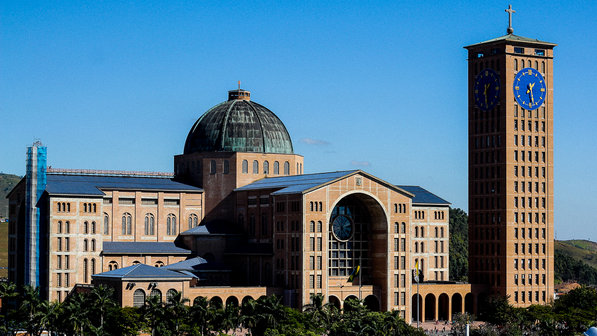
[348,265,360,282]
[413,260,420,283]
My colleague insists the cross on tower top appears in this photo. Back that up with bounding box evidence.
[505,4,516,34]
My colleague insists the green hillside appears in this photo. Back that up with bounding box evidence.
[0,173,21,219]
[556,240,597,269]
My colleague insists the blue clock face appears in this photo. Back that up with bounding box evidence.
[513,67,546,110]
[474,68,500,111]
[332,215,352,241]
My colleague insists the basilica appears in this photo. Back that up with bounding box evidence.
[7,15,556,322]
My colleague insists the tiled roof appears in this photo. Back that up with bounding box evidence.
[102,242,192,255]
[92,263,194,280]
[162,257,208,271]
[45,173,202,196]
[235,170,359,195]
[465,34,556,48]
[396,186,450,206]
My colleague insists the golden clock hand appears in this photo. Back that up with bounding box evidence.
[527,83,535,104]
[484,83,490,106]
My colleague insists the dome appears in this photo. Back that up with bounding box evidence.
[184,89,294,155]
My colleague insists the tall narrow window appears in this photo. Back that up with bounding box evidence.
[263,161,270,174]
[167,214,177,235]
[253,160,259,174]
[91,258,96,276]
[103,213,109,235]
[242,160,248,173]
[273,161,280,175]
[223,160,229,174]
[122,213,132,235]
[188,214,198,229]
[210,160,216,174]
[284,161,290,175]
[91,239,96,251]
[83,259,88,283]
[84,221,89,234]
[145,213,155,235]
[91,221,96,234]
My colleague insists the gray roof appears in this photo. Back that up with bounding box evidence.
[102,242,192,255]
[396,185,450,206]
[92,263,194,280]
[162,257,208,271]
[45,173,202,196]
[465,34,557,49]
[235,170,358,195]
[184,92,294,155]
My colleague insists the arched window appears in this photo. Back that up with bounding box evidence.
[84,221,89,234]
[284,161,290,175]
[91,221,96,234]
[122,213,132,235]
[83,239,88,251]
[166,289,178,302]
[133,289,145,307]
[273,161,279,175]
[421,242,425,253]
[84,203,87,212]
[541,61,545,73]
[145,214,155,235]
[253,160,259,174]
[223,160,230,174]
[65,221,70,233]
[242,160,248,173]
[415,242,419,253]
[92,204,96,213]
[167,214,177,235]
[132,260,141,265]
[83,259,88,283]
[514,59,518,70]
[155,261,164,267]
[415,227,419,237]
[441,227,445,238]
[188,214,198,229]
[263,161,269,174]
[91,239,96,251]
[421,227,425,238]
[91,258,96,275]
[150,289,162,301]
[210,160,216,174]
[534,60,538,70]
[103,213,109,235]
[108,261,118,271]
[58,221,62,234]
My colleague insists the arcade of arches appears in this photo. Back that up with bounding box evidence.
[411,283,485,322]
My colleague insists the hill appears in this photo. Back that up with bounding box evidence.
[556,240,597,269]
[0,173,21,219]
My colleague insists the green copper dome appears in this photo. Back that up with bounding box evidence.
[184,89,294,155]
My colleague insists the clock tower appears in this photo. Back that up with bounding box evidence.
[465,6,556,306]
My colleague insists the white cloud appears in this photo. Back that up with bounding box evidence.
[300,138,330,146]
[351,160,371,167]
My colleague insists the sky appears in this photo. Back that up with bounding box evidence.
[1,1,596,240]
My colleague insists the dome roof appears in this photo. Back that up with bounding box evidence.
[184,89,294,155]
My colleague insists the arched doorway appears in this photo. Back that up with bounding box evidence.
[328,193,388,292]
[464,293,474,314]
[364,295,379,311]
[438,293,449,321]
[209,296,223,309]
[424,294,436,321]
[226,296,239,307]
[343,295,359,311]
[329,296,341,310]
[242,296,254,306]
[411,294,423,322]
[452,293,463,317]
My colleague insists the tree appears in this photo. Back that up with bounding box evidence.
[188,296,211,336]
[88,285,117,334]
[0,281,19,334]
[18,285,45,336]
[241,295,287,335]
[449,208,469,281]
[164,290,190,336]
[62,292,92,336]
[140,294,168,336]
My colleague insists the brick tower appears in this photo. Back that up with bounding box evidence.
[465,6,555,306]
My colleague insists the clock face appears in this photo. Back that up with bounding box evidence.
[513,67,546,110]
[474,68,500,111]
[332,215,353,241]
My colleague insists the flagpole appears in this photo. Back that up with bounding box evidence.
[358,253,362,301]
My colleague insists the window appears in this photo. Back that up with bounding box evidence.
[122,213,132,235]
[274,161,279,175]
[91,239,96,251]
[188,214,198,229]
[242,160,248,173]
[514,47,524,54]
[284,161,290,175]
[145,213,155,235]
[263,161,270,174]
[535,49,545,56]
[252,160,259,174]
[91,221,96,234]
[83,259,88,283]
[108,261,118,271]
[83,239,88,251]
[210,160,216,174]
[84,221,89,234]
[167,214,177,235]
[133,289,145,308]
[103,213,109,235]
[166,289,177,303]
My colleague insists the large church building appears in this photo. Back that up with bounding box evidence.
[6,11,555,322]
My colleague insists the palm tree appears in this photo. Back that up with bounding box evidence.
[241,295,287,335]
[165,290,189,336]
[303,293,335,331]
[19,285,45,336]
[189,296,211,335]
[141,294,167,336]
[0,281,19,334]
[39,300,63,336]
[89,285,117,333]
[63,292,91,336]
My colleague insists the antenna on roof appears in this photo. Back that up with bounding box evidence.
[238,80,241,90]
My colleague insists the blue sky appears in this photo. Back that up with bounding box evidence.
[1,1,596,240]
